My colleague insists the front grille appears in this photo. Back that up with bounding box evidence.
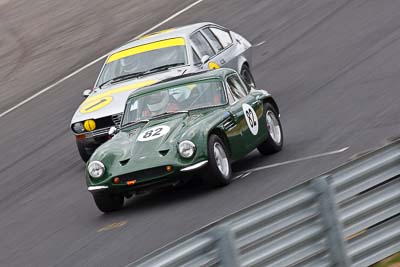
[84,113,123,137]
[93,116,113,129]
[118,167,169,183]
[91,127,111,137]
[111,113,123,127]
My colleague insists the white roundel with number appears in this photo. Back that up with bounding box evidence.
[138,125,170,141]
[242,103,259,135]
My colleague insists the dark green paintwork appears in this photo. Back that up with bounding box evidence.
[86,68,278,194]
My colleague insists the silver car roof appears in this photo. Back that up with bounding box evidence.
[109,22,222,54]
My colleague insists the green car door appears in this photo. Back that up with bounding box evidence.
[223,85,247,160]
[225,73,265,152]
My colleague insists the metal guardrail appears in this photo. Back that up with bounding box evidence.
[131,139,400,267]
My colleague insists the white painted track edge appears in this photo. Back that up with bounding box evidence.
[0,0,204,119]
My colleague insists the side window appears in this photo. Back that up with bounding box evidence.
[202,28,224,52]
[226,84,236,104]
[190,31,215,59]
[123,100,139,125]
[192,48,201,65]
[210,28,233,48]
[227,74,247,99]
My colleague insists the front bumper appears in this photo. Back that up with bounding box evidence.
[180,160,208,171]
[88,185,109,191]
[76,132,109,151]
[87,160,208,194]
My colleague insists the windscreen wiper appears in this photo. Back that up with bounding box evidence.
[121,119,149,129]
[98,71,146,88]
[98,63,185,88]
[143,63,185,75]
[150,110,188,120]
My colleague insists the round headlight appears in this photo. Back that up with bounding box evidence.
[72,122,85,133]
[88,161,105,178]
[84,119,96,131]
[178,141,196,158]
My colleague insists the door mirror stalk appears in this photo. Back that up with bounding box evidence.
[82,89,92,98]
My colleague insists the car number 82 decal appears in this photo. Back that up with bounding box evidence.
[242,103,259,135]
[137,125,170,141]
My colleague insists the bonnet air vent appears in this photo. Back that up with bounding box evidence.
[120,159,130,166]
[223,117,235,130]
[159,149,169,156]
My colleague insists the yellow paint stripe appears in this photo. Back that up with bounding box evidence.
[107,38,185,63]
[80,96,113,114]
[82,79,158,104]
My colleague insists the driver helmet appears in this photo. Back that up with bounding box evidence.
[146,91,169,112]
[170,86,191,101]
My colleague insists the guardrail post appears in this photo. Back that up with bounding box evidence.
[211,224,241,267]
[312,176,351,267]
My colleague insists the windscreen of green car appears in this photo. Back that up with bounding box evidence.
[97,38,188,87]
[122,80,227,126]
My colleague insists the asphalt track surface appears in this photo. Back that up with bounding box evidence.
[1,0,400,266]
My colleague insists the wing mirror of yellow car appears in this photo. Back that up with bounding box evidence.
[82,89,92,98]
[201,55,210,65]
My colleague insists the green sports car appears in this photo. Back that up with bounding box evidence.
[86,68,283,212]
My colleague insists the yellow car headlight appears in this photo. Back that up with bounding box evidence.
[83,119,96,131]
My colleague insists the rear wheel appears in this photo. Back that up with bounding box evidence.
[257,103,283,155]
[93,193,124,213]
[240,64,256,88]
[204,135,232,187]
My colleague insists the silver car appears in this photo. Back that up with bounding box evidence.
[70,22,254,161]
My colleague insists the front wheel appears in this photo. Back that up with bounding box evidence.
[93,193,124,213]
[257,103,283,155]
[204,135,232,187]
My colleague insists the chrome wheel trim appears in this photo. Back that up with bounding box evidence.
[266,110,282,144]
[213,142,229,177]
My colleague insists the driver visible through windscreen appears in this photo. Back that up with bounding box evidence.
[97,38,188,87]
[122,80,227,125]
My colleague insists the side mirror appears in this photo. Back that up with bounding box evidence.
[201,55,210,65]
[108,126,118,136]
[82,89,92,98]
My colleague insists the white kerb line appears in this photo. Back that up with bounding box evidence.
[0,0,204,119]
[236,146,349,176]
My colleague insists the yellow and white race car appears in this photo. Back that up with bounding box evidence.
[70,22,254,161]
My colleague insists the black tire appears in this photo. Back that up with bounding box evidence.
[93,193,124,213]
[76,140,92,162]
[240,64,256,88]
[204,134,232,187]
[257,103,283,155]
